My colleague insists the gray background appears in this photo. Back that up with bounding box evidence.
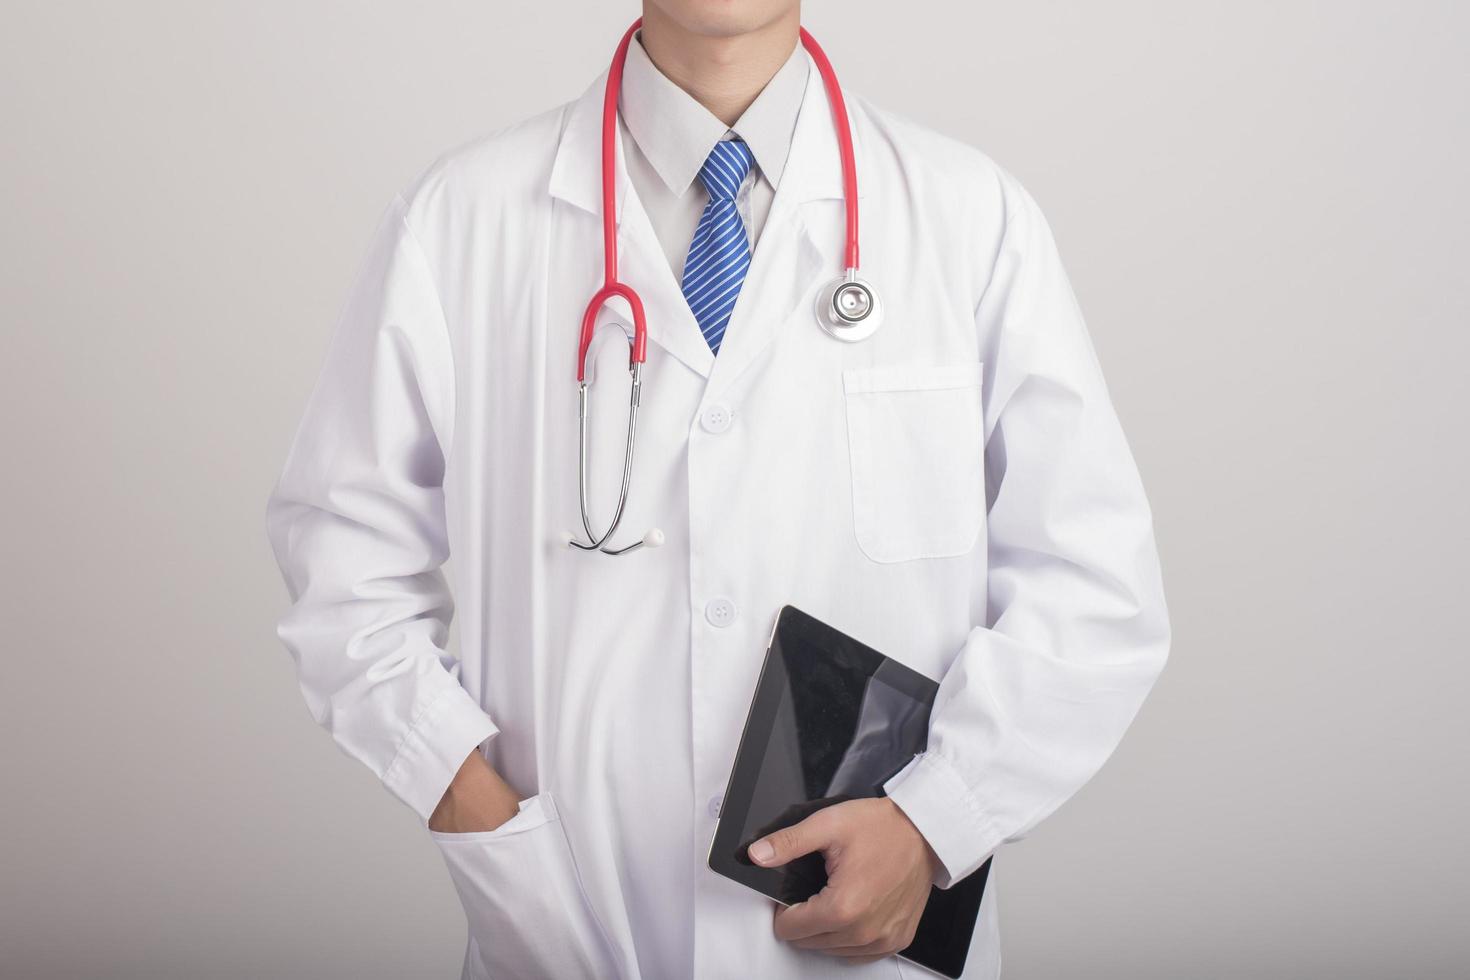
[2,1,1466,977]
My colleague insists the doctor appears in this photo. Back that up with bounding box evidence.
[265,1,1170,977]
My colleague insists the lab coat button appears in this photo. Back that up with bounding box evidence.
[708,794,723,818]
[700,404,733,433]
[705,597,737,627]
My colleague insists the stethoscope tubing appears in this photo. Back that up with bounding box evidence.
[568,18,870,556]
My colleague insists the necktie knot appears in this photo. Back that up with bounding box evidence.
[697,139,755,202]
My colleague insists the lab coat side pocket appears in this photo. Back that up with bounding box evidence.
[430,790,621,980]
[842,362,986,564]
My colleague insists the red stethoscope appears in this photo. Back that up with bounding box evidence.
[570,19,879,556]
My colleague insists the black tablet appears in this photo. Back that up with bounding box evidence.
[707,605,991,979]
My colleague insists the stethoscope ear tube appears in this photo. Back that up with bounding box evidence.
[569,284,658,555]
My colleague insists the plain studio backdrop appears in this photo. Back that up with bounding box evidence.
[2,1,1466,977]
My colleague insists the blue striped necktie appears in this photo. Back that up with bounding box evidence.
[682,139,756,355]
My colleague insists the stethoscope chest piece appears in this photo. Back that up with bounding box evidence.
[816,271,883,343]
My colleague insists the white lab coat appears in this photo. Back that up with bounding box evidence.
[266,49,1169,980]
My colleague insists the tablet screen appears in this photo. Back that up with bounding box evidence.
[708,606,990,979]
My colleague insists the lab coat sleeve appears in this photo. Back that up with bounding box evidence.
[881,177,1171,888]
[264,192,499,823]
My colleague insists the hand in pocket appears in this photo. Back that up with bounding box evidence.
[431,790,622,980]
[429,749,524,835]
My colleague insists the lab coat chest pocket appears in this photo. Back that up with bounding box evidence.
[842,362,986,563]
[430,790,620,980]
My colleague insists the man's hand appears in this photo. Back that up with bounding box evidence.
[427,749,523,834]
[748,797,942,964]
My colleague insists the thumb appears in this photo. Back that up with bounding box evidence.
[747,811,836,868]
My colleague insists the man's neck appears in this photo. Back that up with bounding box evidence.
[637,5,800,127]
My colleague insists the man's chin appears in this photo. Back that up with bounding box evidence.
[645,0,798,41]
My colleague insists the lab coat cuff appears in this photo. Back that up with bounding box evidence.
[882,750,1001,890]
[382,684,500,823]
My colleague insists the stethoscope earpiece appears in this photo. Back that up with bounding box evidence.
[816,270,883,343]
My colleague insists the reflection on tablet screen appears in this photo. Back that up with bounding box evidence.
[735,641,931,903]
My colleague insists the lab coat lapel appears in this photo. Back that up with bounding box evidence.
[618,191,715,379]
[703,50,864,394]
[549,71,714,380]
[702,202,819,393]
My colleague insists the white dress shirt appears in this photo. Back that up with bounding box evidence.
[618,32,810,280]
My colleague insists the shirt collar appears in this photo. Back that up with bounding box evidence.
[619,31,810,197]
